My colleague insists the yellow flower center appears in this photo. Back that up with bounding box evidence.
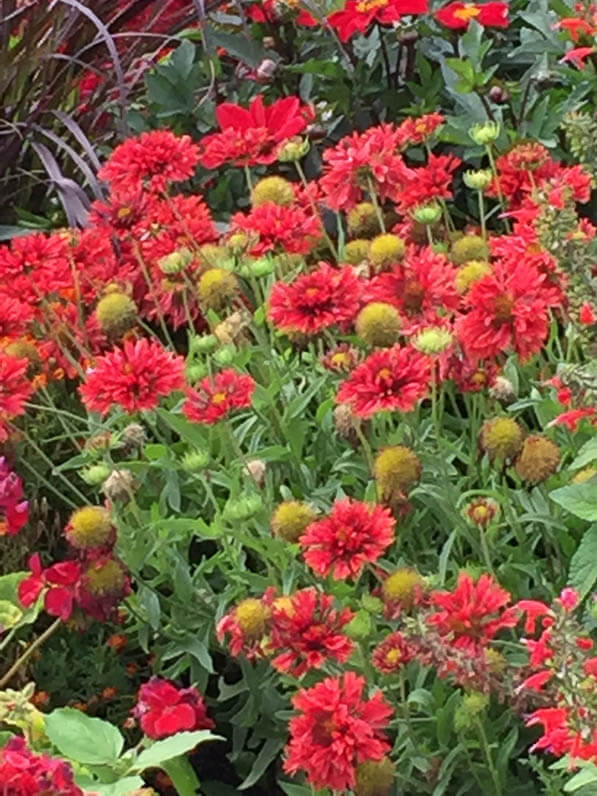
[212,392,228,405]
[493,294,514,323]
[378,367,392,381]
[356,0,388,11]
[454,5,481,20]
[117,206,132,218]
[386,648,402,664]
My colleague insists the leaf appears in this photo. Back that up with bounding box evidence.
[203,24,268,68]
[0,601,23,630]
[0,226,33,240]
[571,437,597,470]
[0,572,40,627]
[568,525,597,600]
[238,737,285,790]
[85,778,145,795]
[45,708,124,765]
[138,586,161,631]
[133,730,220,771]
[169,40,196,80]
[551,483,597,521]
[565,764,597,792]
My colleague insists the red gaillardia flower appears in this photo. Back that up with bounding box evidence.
[0,737,83,795]
[216,588,277,660]
[283,671,393,791]
[79,339,185,415]
[427,572,517,650]
[0,457,28,536]
[230,202,322,256]
[183,368,255,425]
[199,95,314,169]
[372,631,414,673]
[325,0,428,41]
[98,130,200,194]
[456,258,560,362]
[268,263,362,335]
[0,352,33,439]
[336,344,431,418]
[300,498,395,580]
[133,677,214,739]
[435,1,509,29]
[270,588,355,676]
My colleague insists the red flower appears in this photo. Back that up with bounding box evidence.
[372,631,414,673]
[231,202,322,256]
[284,671,393,791]
[18,554,82,621]
[336,344,431,418]
[435,1,509,29]
[396,113,445,148]
[133,677,214,739]
[270,588,354,676]
[320,124,414,211]
[183,368,255,425]
[300,498,395,580]
[0,457,28,536]
[216,588,276,660]
[397,153,462,212]
[0,737,83,795]
[0,353,33,439]
[0,232,71,304]
[456,258,560,362]
[199,95,313,169]
[427,572,517,650]
[268,263,362,334]
[326,0,428,41]
[561,46,596,68]
[549,407,597,431]
[79,339,185,415]
[98,130,200,194]
[579,302,596,325]
[365,246,459,319]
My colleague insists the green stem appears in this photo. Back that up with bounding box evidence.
[366,175,386,233]
[485,145,511,233]
[244,165,254,195]
[478,190,486,241]
[475,717,502,796]
[0,618,61,689]
[161,755,201,796]
[354,419,375,480]
[294,160,338,260]
[479,527,495,577]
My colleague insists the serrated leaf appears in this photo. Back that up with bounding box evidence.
[551,483,597,521]
[45,708,124,765]
[569,525,597,600]
[133,730,220,771]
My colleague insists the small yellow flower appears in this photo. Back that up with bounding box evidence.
[251,176,296,207]
[271,500,317,543]
[197,268,238,310]
[356,302,401,347]
[235,598,270,639]
[479,417,524,462]
[450,235,490,265]
[514,435,560,484]
[66,506,112,550]
[455,260,492,293]
[412,326,453,355]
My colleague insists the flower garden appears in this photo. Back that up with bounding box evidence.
[3,0,597,793]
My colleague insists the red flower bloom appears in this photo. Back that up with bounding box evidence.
[579,301,596,325]
[99,130,200,194]
[133,677,214,739]
[365,246,459,320]
[0,457,28,536]
[0,232,71,304]
[284,671,393,791]
[216,588,277,660]
[320,124,414,211]
[397,153,462,212]
[326,0,428,41]
[0,353,33,441]
[427,572,517,650]
[231,202,322,256]
[77,556,131,623]
[269,263,362,334]
[435,1,509,29]
[199,95,313,169]
[456,257,560,362]
[270,588,354,676]
[372,631,413,673]
[79,339,185,415]
[300,498,395,580]
[561,46,596,68]
[0,737,83,795]
[395,113,445,149]
[183,368,255,425]
[549,407,597,431]
[336,344,431,418]
[18,554,82,621]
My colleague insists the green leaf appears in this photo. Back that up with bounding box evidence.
[571,437,597,470]
[239,737,285,790]
[0,601,23,630]
[203,24,268,68]
[551,483,597,521]
[169,40,196,80]
[84,778,145,795]
[565,764,597,792]
[45,708,124,765]
[568,525,597,600]
[133,730,220,771]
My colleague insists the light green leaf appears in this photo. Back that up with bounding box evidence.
[551,483,597,521]
[45,708,124,765]
[239,737,284,790]
[571,437,597,471]
[82,777,145,795]
[565,764,597,792]
[568,525,597,600]
[133,730,220,771]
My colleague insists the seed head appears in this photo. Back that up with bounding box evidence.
[251,176,295,207]
[480,417,524,462]
[271,500,317,543]
[514,435,560,484]
[355,302,401,347]
[66,506,112,550]
[197,268,238,311]
[450,235,489,265]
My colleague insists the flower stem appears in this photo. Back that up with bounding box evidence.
[474,716,502,796]
[161,755,201,796]
[366,175,386,233]
[244,165,254,195]
[478,190,486,241]
[0,618,61,689]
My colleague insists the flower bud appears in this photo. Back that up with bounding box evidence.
[251,176,295,207]
[412,203,442,225]
[256,58,278,81]
[190,334,218,354]
[469,121,500,146]
[80,464,110,486]
[463,169,493,191]
[355,302,401,347]
[223,494,263,521]
[271,500,317,542]
[181,449,210,471]
[213,344,237,366]
[412,326,453,355]
[95,291,137,337]
[245,458,266,488]
[158,248,193,275]
[277,136,310,162]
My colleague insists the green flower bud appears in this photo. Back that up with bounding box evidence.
[181,450,210,472]
[190,334,218,354]
[412,203,442,225]
[80,464,111,486]
[223,494,263,521]
[412,326,454,355]
[213,344,237,366]
[469,122,500,146]
[158,248,193,275]
[463,169,493,191]
[454,691,489,732]
[278,136,310,162]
